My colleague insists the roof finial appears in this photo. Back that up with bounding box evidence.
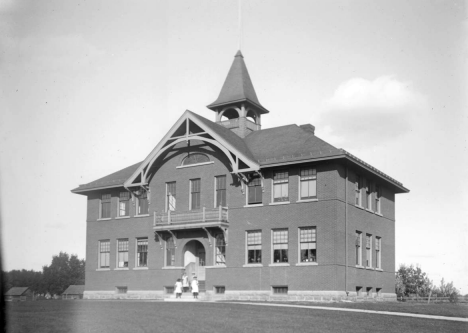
[238,0,242,51]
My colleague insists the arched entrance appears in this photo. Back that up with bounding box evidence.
[183,240,206,281]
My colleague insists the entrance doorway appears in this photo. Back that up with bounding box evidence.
[183,240,206,281]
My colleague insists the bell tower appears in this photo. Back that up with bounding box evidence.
[207,51,269,138]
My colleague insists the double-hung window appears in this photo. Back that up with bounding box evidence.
[101,194,111,219]
[99,240,110,268]
[166,182,176,211]
[247,177,262,205]
[299,227,317,262]
[375,185,381,214]
[273,171,289,202]
[247,231,262,264]
[117,239,129,268]
[137,238,148,267]
[118,192,130,217]
[375,237,381,269]
[300,168,317,200]
[190,179,201,210]
[273,229,288,263]
[364,179,372,210]
[215,234,226,265]
[215,175,227,207]
[366,234,372,267]
[137,190,148,215]
[166,237,175,266]
[355,231,362,266]
[355,176,361,206]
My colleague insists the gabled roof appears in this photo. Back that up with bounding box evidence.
[5,287,30,296]
[62,285,85,295]
[71,161,142,193]
[207,51,269,114]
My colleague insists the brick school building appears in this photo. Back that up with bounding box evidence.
[72,51,408,301]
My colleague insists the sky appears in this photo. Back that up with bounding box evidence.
[1,0,467,293]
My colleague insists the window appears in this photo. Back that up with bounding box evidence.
[137,238,148,267]
[215,234,226,265]
[273,171,289,202]
[247,176,262,205]
[366,234,372,267]
[182,153,210,166]
[366,287,372,296]
[355,176,361,206]
[272,286,288,294]
[166,182,176,211]
[116,286,127,294]
[356,286,362,296]
[215,175,227,207]
[300,168,317,200]
[273,229,288,263]
[214,286,225,294]
[375,237,381,269]
[99,240,110,268]
[364,179,372,210]
[100,194,111,218]
[137,190,148,215]
[355,231,362,266]
[375,185,381,214]
[299,227,316,262]
[376,288,382,296]
[166,237,175,266]
[118,192,130,217]
[247,231,262,264]
[117,239,129,268]
[190,179,201,210]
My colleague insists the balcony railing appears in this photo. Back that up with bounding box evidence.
[153,206,228,227]
[219,118,239,129]
[245,119,260,131]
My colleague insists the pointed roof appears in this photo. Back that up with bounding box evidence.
[207,51,269,114]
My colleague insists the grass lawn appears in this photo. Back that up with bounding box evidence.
[252,301,468,318]
[5,300,467,333]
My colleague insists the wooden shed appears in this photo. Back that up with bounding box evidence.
[62,285,85,300]
[5,287,33,301]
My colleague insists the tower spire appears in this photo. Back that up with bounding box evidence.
[238,0,242,51]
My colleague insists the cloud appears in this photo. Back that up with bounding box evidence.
[315,76,428,148]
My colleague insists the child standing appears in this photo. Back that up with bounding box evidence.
[191,276,199,299]
[182,272,189,293]
[174,278,183,299]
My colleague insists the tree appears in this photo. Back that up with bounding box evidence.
[42,252,85,296]
[395,264,433,297]
[434,278,460,303]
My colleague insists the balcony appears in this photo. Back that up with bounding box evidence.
[219,118,239,129]
[153,206,229,231]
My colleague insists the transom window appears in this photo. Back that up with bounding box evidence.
[190,179,201,210]
[299,227,316,262]
[166,182,176,211]
[99,240,110,268]
[101,194,111,219]
[215,234,226,265]
[273,229,288,263]
[247,231,262,264]
[248,177,262,205]
[119,192,130,217]
[300,168,317,200]
[182,153,210,166]
[273,171,289,202]
[117,239,129,268]
[215,175,227,207]
[137,238,148,267]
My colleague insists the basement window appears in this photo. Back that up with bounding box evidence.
[214,286,225,294]
[116,286,127,294]
[272,286,288,294]
[165,286,174,294]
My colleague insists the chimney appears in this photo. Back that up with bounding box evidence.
[300,124,315,135]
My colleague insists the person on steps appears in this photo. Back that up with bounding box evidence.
[182,272,189,293]
[191,276,199,299]
[174,278,182,299]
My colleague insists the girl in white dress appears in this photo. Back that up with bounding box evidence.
[174,278,183,298]
[191,276,199,299]
[182,272,189,293]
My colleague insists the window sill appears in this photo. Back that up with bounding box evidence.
[355,205,364,210]
[365,209,374,213]
[243,264,263,268]
[206,265,227,269]
[176,161,214,169]
[133,267,148,270]
[355,265,364,269]
[162,266,185,270]
[375,212,383,217]
[115,216,130,219]
[296,262,318,266]
[375,268,383,272]
[268,263,290,267]
[114,268,129,271]
[243,204,263,208]
[366,267,374,270]
[135,214,150,218]
[96,268,110,271]
[97,218,111,221]
[296,198,318,203]
[269,201,290,206]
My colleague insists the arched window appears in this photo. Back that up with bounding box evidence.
[182,153,210,166]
